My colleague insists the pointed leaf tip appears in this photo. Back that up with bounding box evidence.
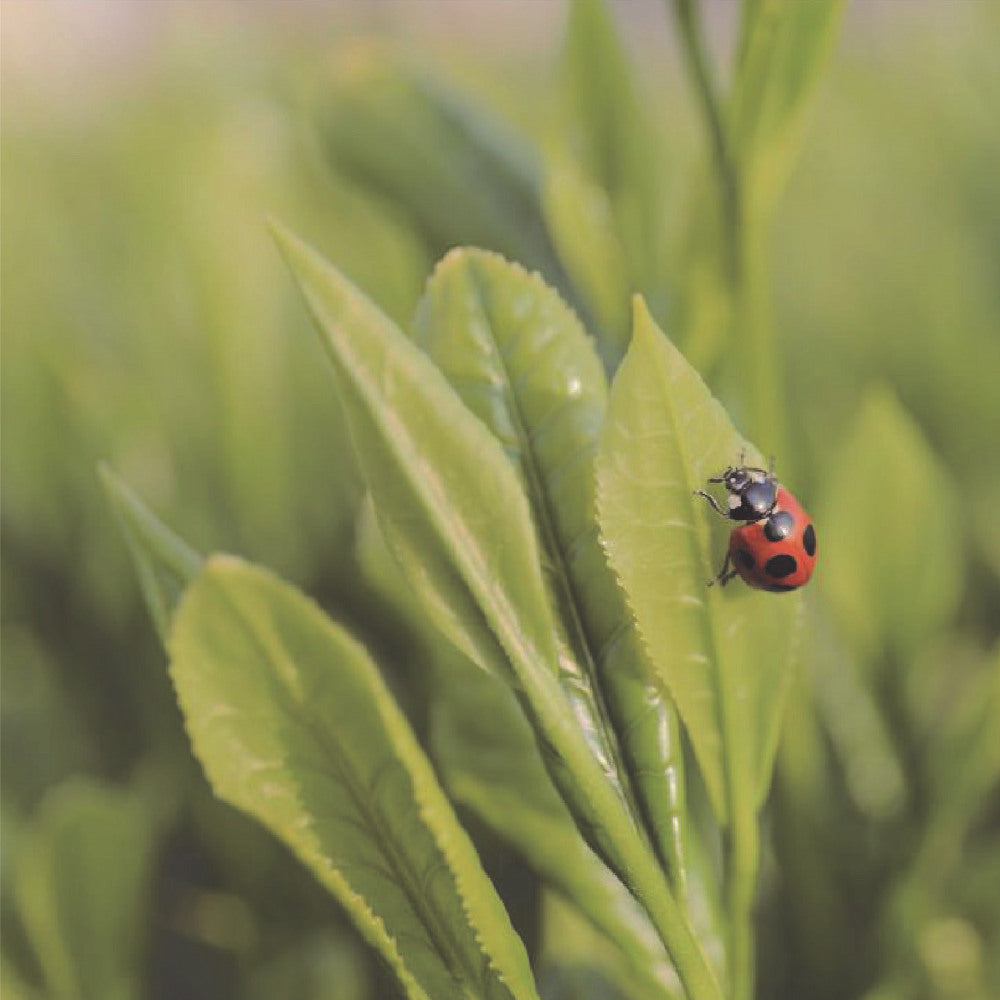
[100,464,201,644]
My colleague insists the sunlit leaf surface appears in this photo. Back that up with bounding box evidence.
[169,556,540,1000]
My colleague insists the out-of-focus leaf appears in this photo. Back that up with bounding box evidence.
[553,0,670,368]
[818,386,962,666]
[597,299,802,822]
[317,47,567,290]
[169,556,540,1000]
[413,249,689,893]
[275,231,720,1000]
[13,779,160,1000]
[248,930,369,1000]
[542,152,631,367]
[100,466,202,645]
[538,890,683,1000]
[731,0,845,212]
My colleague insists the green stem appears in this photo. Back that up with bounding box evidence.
[673,4,766,998]
[672,0,742,290]
[632,873,725,1000]
[672,0,785,456]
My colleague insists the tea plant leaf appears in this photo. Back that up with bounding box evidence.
[275,230,721,1000]
[169,556,540,1000]
[357,498,678,999]
[273,223,558,694]
[14,780,160,1000]
[596,298,802,822]
[99,465,202,643]
[318,50,566,289]
[542,152,631,360]
[731,0,846,212]
[431,664,681,1000]
[818,386,962,666]
[413,249,689,893]
[552,0,669,369]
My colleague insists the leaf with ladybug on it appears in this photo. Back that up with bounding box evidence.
[596,298,803,825]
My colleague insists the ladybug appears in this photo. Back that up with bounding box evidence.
[696,460,817,592]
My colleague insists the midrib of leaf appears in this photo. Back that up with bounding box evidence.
[462,263,636,815]
[206,573,517,1000]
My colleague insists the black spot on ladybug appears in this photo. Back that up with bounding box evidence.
[802,523,816,557]
[734,549,756,571]
[764,554,797,579]
[764,511,795,542]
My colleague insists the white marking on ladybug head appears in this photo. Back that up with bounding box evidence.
[728,493,742,511]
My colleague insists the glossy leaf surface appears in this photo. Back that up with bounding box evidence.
[277,232,720,1000]
[597,299,802,821]
[356,497,677,998]
[169,556,539,1000]
[413,249,689,891]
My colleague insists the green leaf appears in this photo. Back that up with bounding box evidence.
[317,50,567,290]
[431,664,681,1000]
[412,249,689,893]
[731,0,846,212]
[169,556,539,1000]
[552,0,670,368]
[99,465,202,645]
[596,299,802,822]
[357,496,679,999]
[273,223,558,694]
[14,779,160,1000]
[359,501,682,1000]
[817,386,963,666]
[275,230,720,1000]
[541,152,632,367]
[538,891,683,1000]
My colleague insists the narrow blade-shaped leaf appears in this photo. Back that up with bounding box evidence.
[99,465,202,644]
[14,780,160,1000]
[169,556,539,1000]
[732,0,846,212]
[317,51,568,292]
[412,249,689,892]
[542,151,631,369]
[597,299,801,821]
[554,0,670,368]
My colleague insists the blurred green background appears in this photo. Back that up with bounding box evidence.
[3,2,998,999]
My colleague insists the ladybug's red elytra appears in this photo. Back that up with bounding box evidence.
[696,460,817,592]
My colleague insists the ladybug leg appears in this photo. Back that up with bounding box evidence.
[695,489,728,518]
[708,551,738,587]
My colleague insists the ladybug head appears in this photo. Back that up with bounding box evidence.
[714,464,778,522]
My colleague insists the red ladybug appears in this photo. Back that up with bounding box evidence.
[696,461,817,592]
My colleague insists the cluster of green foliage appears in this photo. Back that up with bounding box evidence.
[3,3,999,999]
